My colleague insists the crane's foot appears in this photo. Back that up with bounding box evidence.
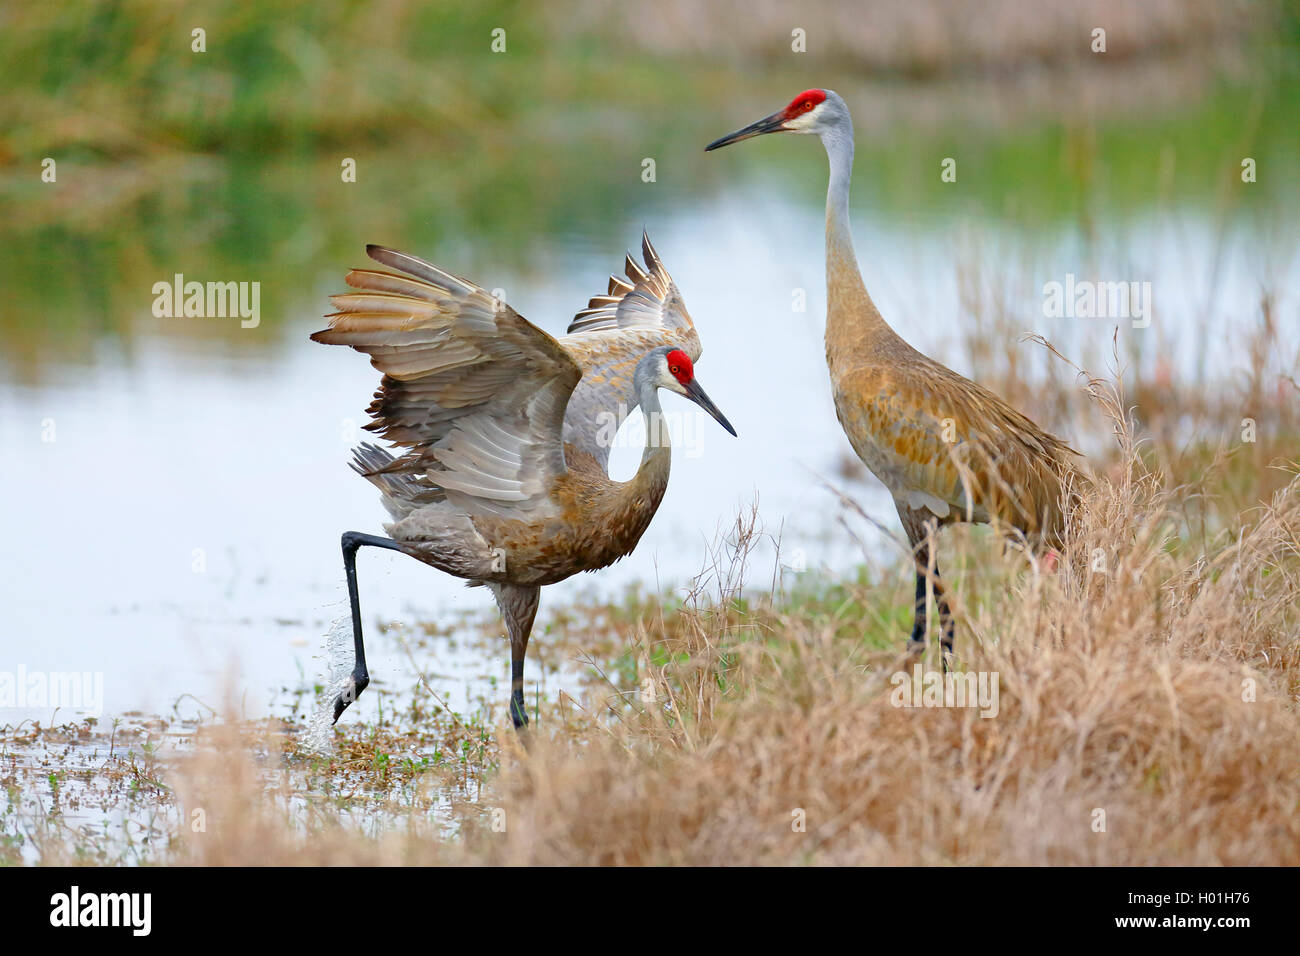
[507,690,537,751]
[331,667,370,724]
[509,689,529,730]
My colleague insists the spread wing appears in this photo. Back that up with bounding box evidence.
[566,231,699,338]
[310,245,582,519]
[559,231,702,470]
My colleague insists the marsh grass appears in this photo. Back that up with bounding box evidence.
[2,0,1297,860]
[2,0,1297,385]
[465,358,1299,865]
[6,314,1296,865]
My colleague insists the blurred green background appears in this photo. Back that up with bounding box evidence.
[1,0,1297,723]
[1,0,1297,380]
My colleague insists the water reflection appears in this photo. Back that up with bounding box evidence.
[4,187,1296,720]
[2,74,1297,720]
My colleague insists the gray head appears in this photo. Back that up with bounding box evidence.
[705,88,851,151]
[634,346,737,437]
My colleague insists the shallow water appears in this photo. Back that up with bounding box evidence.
[1,140,1296,724]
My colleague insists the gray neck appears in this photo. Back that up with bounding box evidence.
[821,119,860,275]
[634,373,672,468]
[818,105,890,361]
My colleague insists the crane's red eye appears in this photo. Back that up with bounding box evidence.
[666,349,693,384]
[786,89,826,117]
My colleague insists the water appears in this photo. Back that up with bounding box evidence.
[1,167,1296,724]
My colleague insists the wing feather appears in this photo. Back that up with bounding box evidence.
[311,244,582,517]
[838,361,1079,539]
[564,231,698,338]
[559,232,702,470]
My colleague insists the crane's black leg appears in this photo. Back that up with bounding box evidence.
[936,572,955,672]
[510,657,527,729]
[334,531,405,723]
[909,549,954,670]
[899,505,953,667]
[490,584,540,733]
[909,548,930,653]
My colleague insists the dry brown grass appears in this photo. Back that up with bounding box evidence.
[6,296,1295,865]
[149,358,1300,865]
[583,0,1270,71]
[467,418,1299,864]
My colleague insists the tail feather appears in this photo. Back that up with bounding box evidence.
[350,442,444,514]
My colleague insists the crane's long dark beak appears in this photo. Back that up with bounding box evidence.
[705,110,787,151]
[684,379,737,436]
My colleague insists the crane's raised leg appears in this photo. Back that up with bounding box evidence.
[898,506,956,670]
[334,531,405,723]
[489,583,540,732]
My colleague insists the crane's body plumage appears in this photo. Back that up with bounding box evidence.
[312,234,730,727]
[709,88,1079,661]
[315,237,698,584]
[826,315,1077,541]
[375,439,671,588]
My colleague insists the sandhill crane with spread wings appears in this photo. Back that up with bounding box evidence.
[312,234,735,729]
[708,89,1079,665]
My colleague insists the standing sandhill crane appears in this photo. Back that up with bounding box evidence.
[707,89,1078,664]
[311,234,735,728]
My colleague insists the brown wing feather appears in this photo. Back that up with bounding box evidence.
[560,232,702,469]
[566,231,699,339]
[836,357,1079,542]
[311,245,582,518]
